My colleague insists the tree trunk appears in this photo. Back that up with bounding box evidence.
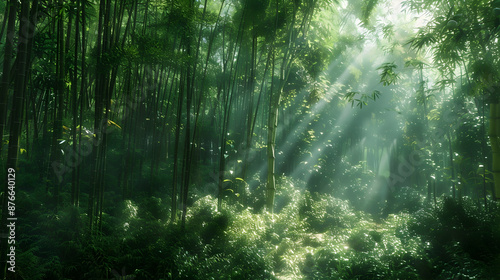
[489,102,500,199]
[89,0,107,235]
[266,1,300,213]
[1,0,33,277]
[0,0,17,156]
[71,0,81,207]
[266,48,278,213]
[49,0,66,211]
[171,69,184,223]
[447,132,456,199]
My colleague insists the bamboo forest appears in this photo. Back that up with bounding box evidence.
[2,0,500,279]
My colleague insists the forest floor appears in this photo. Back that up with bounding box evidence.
[17,177,500,279]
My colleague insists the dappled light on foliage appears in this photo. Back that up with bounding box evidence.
[14,176,500,279]
[1,0,500,278]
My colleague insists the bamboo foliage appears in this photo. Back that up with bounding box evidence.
[1,0,468,237]
[1,0,38,276]
[0,0,396,228]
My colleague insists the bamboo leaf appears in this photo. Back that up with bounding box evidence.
[108,120,122,129]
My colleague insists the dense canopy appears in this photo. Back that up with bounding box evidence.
[0,0,500,279]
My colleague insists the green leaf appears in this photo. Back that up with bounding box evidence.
[377,62,399,86]
[108,120,122,129]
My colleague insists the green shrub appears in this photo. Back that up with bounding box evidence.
[384,186,425,215]
[299,191,357,232]
[347,230,376,252]
[408,197,500,279]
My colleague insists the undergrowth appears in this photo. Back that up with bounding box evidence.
[17,176,500,279]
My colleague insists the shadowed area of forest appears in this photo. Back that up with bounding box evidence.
[1,0,500,279]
